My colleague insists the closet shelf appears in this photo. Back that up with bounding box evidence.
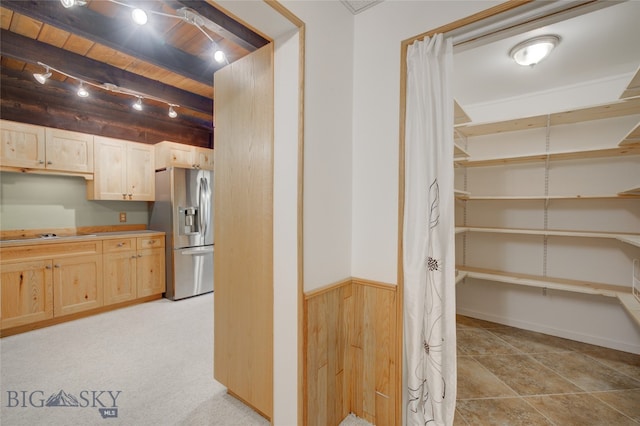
[455,270,467,285]
[457,193,640,200]
[620,66,640,99]
[454,100,471,125]
[618,293,640,328]
[457,266,628,298]
[619,122,640,146]
[454,97,640,137]
[454,143,470,159]
[454,189,470,199]
[456,226,640,246]
[457,145,640,168]
[619,187,640,196]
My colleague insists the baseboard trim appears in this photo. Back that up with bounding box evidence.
[456,307,640,354]
[0,294,162,338]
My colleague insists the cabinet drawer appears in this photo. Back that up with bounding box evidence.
[103,238,136,253]
[137,235,164,250]
[0,241,102,263]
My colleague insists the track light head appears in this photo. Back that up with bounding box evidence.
[131,8,148,25]
[214,50,226,64]
[60,0,86,8]
[168,105,178,118]
[77,82,89,98]
[33,67,52,85]
[133,97,143,111]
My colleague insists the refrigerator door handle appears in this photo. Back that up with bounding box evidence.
[181,247,214,256]
[198,176,210,239]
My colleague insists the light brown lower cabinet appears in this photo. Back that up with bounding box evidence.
[53,254,103,317]
[0,233,165,334]
[103,236,165,303]
[0,259,54,328]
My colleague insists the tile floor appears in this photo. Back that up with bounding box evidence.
[454,315,640,425]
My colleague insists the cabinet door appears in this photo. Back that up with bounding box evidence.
[127,142,155,201]
[160,142,194,169]
[195,147,214,170]
[103,251,137,305]
[0,120,46,169]
[53,254,103,316]
[0,260,54,329]
[45,128,94,173]
[136,248,165,297]
[92,136,128,200]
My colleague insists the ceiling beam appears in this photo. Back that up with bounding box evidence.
[1,0,219,86]
[0,29,213,116]
[1,70,212,147]
[167,0,270,51]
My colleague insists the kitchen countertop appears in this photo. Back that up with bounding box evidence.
[0,230,165,247]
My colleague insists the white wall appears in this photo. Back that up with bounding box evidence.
[283,0,355,291]
[351,0,501,284]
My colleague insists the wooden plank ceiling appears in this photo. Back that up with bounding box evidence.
[0,0,270,147]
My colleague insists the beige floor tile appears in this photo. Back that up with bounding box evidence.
[457,356,517,399]
[457,328,521,356]
[531,352,640,392]
[456,398,553,425]
[525,393,637,425]
[582,348,640,381]
[593,389,640,422]
[453,409,469,425]
[487,327,580,354]
[474,354,582,396]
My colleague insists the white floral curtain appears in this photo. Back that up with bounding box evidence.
[403,33,456,426]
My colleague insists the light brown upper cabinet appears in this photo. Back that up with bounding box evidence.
[0,120,93,175]
[155,140,214,170]
[88,136,155,201]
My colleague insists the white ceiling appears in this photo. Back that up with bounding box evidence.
[340,0,384,15]
[453,1,640,113]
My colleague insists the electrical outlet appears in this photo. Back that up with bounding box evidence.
[119,212,127,222]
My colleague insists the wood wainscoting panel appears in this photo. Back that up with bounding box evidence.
[304,278,397,425]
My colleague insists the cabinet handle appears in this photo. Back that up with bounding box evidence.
[131,255,137,259]
[117,242,124,247]
[47,161,52,165]
[54,264,61,268]
[138,254,143,258]
[39,160,45,164]
[45,265,52,270]
[128,194,133,200]
[122,194,127,200]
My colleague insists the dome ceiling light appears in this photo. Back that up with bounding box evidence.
[509,35,560,67]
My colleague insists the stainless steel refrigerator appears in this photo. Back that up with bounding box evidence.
[150,167,213,300]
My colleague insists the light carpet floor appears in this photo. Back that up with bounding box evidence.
[0,293,370,426]
[0,293,269,425]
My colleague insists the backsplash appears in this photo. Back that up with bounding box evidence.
[0,172,150,230]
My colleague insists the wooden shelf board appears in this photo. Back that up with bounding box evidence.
[454,100,471,125]
[619,187,640,196]
[455,271,467,285]
[454,189,470,199]
[455,227,468,235]
[457,266,628,298]
[617,293,640,328]
[457,226,640,243]
[455,97,640,137]
[464,194,640,200]
[458,145,640,168]
[619,122,640,146]
[454,142,470,159]
[620,66,640,99]
[616,235,640,248]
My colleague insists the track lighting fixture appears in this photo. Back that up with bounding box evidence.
[132,97,143,111]
[77,81,89,98]
[33,66,52,84]
[33,62,185,119]
[59,1,228,66]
